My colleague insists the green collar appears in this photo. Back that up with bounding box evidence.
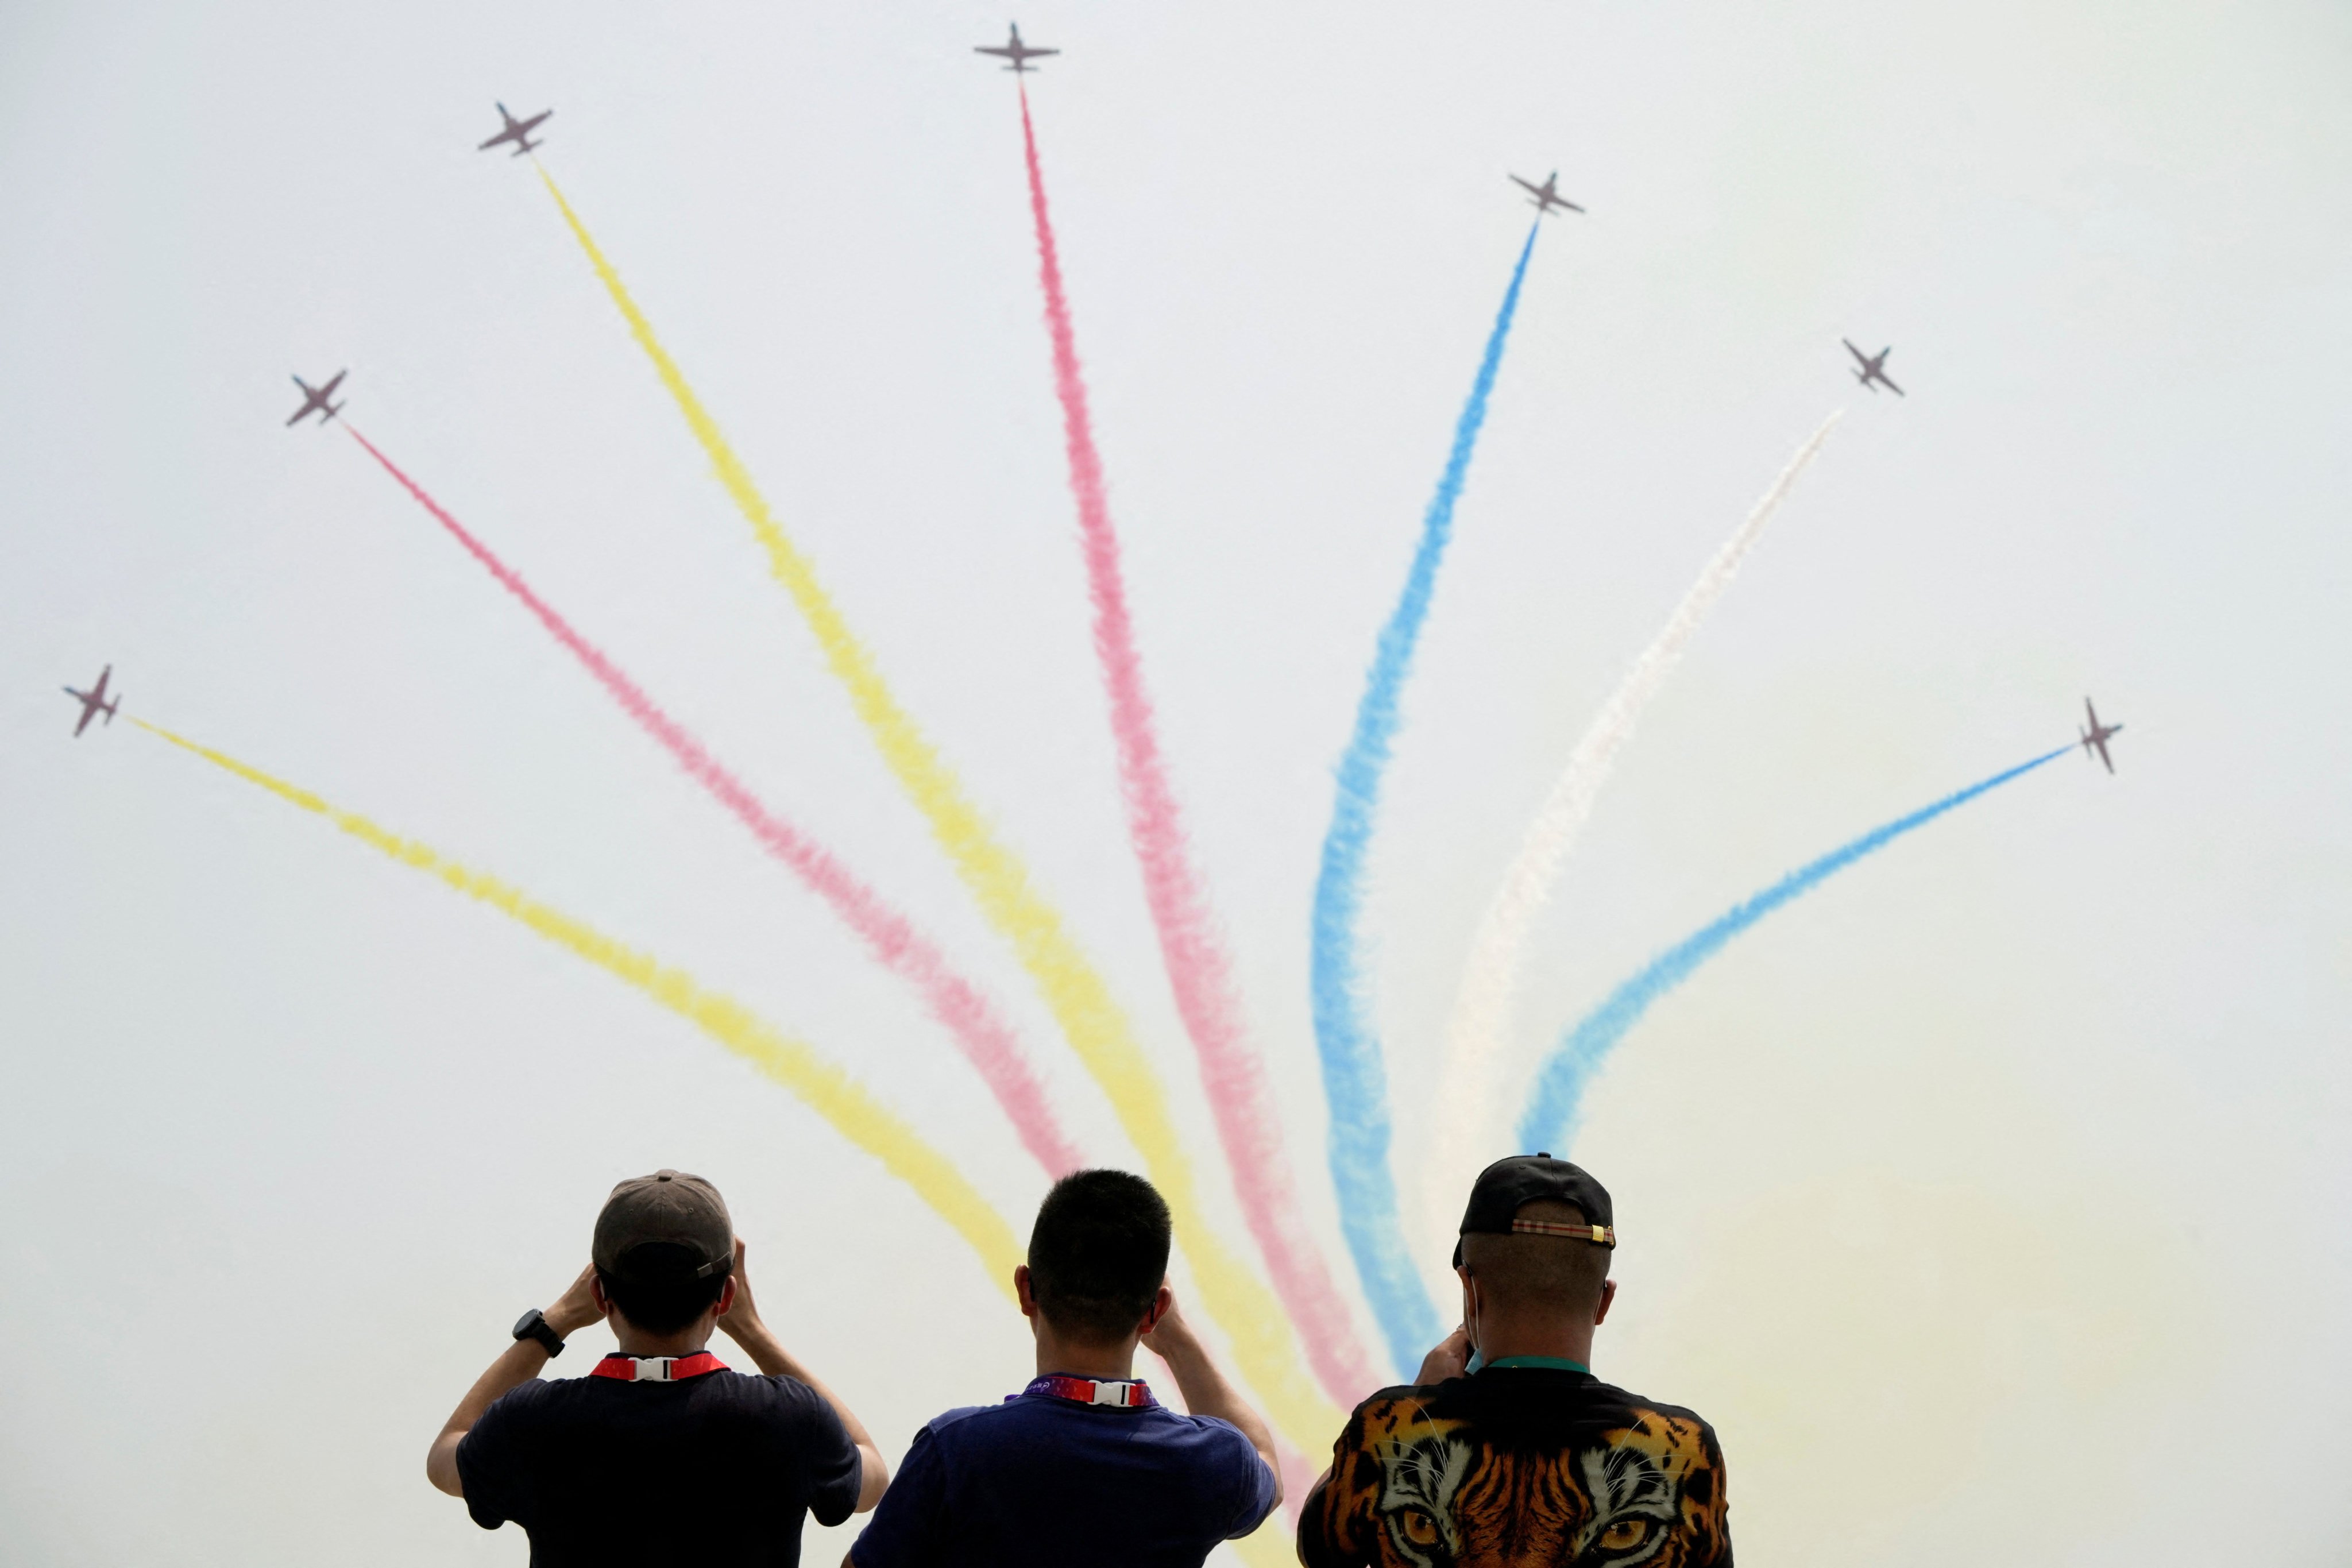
[1481,1355,1590,1373]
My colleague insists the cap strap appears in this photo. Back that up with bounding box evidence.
[1511,1217,1616,1247]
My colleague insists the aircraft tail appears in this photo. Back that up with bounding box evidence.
[103,698,118,724]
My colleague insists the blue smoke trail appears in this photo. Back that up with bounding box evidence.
[1516,745,2073,1153]
[1312,221,1543,1376]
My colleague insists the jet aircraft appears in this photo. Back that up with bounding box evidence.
[2079,697,2123,774]
[1843,339,1905,396]
[286,370,346,427]
[478,102,553,157]
[63,665,119,737]
[1510,171,1585,216]
[975,24,1057,72]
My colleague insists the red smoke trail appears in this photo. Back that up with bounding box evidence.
[344,425,1084,1177]
[1015,84,1379,1403]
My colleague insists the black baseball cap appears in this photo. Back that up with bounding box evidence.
[593,1169,735,1283]
[1452,1153,1616,1267]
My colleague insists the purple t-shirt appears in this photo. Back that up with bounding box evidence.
[849,1381,1277,1568]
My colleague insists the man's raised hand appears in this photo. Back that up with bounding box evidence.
[716,1238,763,1343]
[548,1262,604,1338]
[1415,1324,1474,1385]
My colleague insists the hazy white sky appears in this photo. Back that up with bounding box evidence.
[3,2,2349,1563]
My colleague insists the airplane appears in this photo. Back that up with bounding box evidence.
[63,664,119,737]
[478,102,553,157]
[2079,697,2123,774]
[1843,339,1905,396]
[286,370,346,427]
[975,24,1057,72]
[1510,171,1585,216]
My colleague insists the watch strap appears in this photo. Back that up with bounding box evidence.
[512,1307,566,1357]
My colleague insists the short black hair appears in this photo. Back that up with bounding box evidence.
[1026,1169,1171,1344]
[598,1242,729,1334]
[1459,1200,1612,1316]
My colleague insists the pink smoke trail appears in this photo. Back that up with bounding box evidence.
[346,425,1084,1178]
[1015,84,1379,1404]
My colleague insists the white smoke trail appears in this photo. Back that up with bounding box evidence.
[1419,411,1843,1260]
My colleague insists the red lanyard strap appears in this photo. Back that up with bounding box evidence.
[590,1351,729,1383]
[1023,1374,1157,1408]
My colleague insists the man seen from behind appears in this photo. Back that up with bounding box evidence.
[847,1168,1283,1567]
[1298,1154,1731,1567]
[426,1169,889,1565]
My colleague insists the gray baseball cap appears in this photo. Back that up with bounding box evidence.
[592,1169,735,1283]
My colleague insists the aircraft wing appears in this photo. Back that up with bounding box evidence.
[477,128,513,150]
[1879,373,1904,396]
[1842,338,1867,365]
[1510,175,1542,196]
[285,403,311,427]
[974,45,1014,57]
[319,370,346,396]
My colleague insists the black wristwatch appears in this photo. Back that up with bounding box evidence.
[512,1307,566,1357]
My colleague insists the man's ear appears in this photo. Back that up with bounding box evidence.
[714,1276,739,1317]
[1138,1281,1173,1337]
[1014,1264,1037,1320]
[590,1273,613,1317]
[1594,1278,1617,1326]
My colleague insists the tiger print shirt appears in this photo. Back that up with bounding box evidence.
[1297,1365,1731,1568]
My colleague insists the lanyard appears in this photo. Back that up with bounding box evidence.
[589,1351,729,1383]
[1021,1374,1158,1408]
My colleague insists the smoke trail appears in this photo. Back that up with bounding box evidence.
[1310,221,1543,1375]
[1014,84,1378,1404]
[130,717,1026,1294]
[534,168,1343,1448]
[1516,745,2074,1153]
[343,425,1084,1178]
[1424,412,1841,1252]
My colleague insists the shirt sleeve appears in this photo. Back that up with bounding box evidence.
[1698,1420,1733,1567]
[453,1382,538,1533]
[782,1377,864,1529]
[846,1422,947,1568]
[1295,1405,1375,1568]
[1210,1420,1280,1540]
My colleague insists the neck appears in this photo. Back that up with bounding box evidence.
[1473,1310,1596,1368]
[609,1316,716,1360]
[1032,1328,1139,1382]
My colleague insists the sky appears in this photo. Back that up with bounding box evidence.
[3,1,2350,1563]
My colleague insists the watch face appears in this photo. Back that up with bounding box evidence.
[513,1308,543,1339]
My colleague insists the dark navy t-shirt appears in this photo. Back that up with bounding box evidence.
[848,1385,1277,1568]
[457,1366,862,1566]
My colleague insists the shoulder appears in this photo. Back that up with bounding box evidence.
[1338,1380,1466,1438]
[913,1401,1003,1439]
[470,1373,565,1436]
[1588,1382,1726,1453]
[696,1371,855,1439]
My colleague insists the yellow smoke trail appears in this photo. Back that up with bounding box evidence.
[536,169,1346,1448]
[130,717,1022,1299]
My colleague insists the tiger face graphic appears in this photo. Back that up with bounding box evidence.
[1307,1389,1730,1568]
